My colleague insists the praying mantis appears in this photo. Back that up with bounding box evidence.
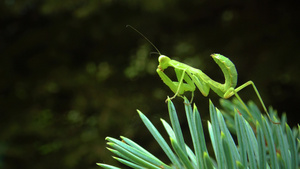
[127,25,279,124]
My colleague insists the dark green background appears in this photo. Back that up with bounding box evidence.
[1,1,299,168]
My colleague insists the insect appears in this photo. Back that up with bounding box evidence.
[127,25,279,124]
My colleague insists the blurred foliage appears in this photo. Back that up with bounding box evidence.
[0,0,299,169]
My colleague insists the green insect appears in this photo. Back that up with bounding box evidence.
[127,25,279,124]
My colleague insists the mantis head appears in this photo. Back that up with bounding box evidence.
[158,55,171,70]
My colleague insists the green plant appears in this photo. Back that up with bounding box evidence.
[97,97,299,169]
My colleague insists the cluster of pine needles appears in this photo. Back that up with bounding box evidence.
[97,98,299,169]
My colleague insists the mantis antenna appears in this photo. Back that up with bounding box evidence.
[126,25,162,55]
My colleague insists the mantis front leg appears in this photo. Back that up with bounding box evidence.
[157,67,196,103]
[171,69,194,100]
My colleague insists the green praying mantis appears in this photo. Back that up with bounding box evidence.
[127,25,279,124]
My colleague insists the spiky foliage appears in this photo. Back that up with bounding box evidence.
[97,98,299,169]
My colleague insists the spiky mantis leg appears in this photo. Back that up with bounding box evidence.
[157,68,195,104]
[225,81,280,124]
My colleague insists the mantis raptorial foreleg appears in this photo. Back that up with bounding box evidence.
[127,25,279,124]
[157,68,195,103]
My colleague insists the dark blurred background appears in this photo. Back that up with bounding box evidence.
[0,0,299,168]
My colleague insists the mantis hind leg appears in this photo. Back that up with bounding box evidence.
[225,81,280,124]
[226,88,254,119]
